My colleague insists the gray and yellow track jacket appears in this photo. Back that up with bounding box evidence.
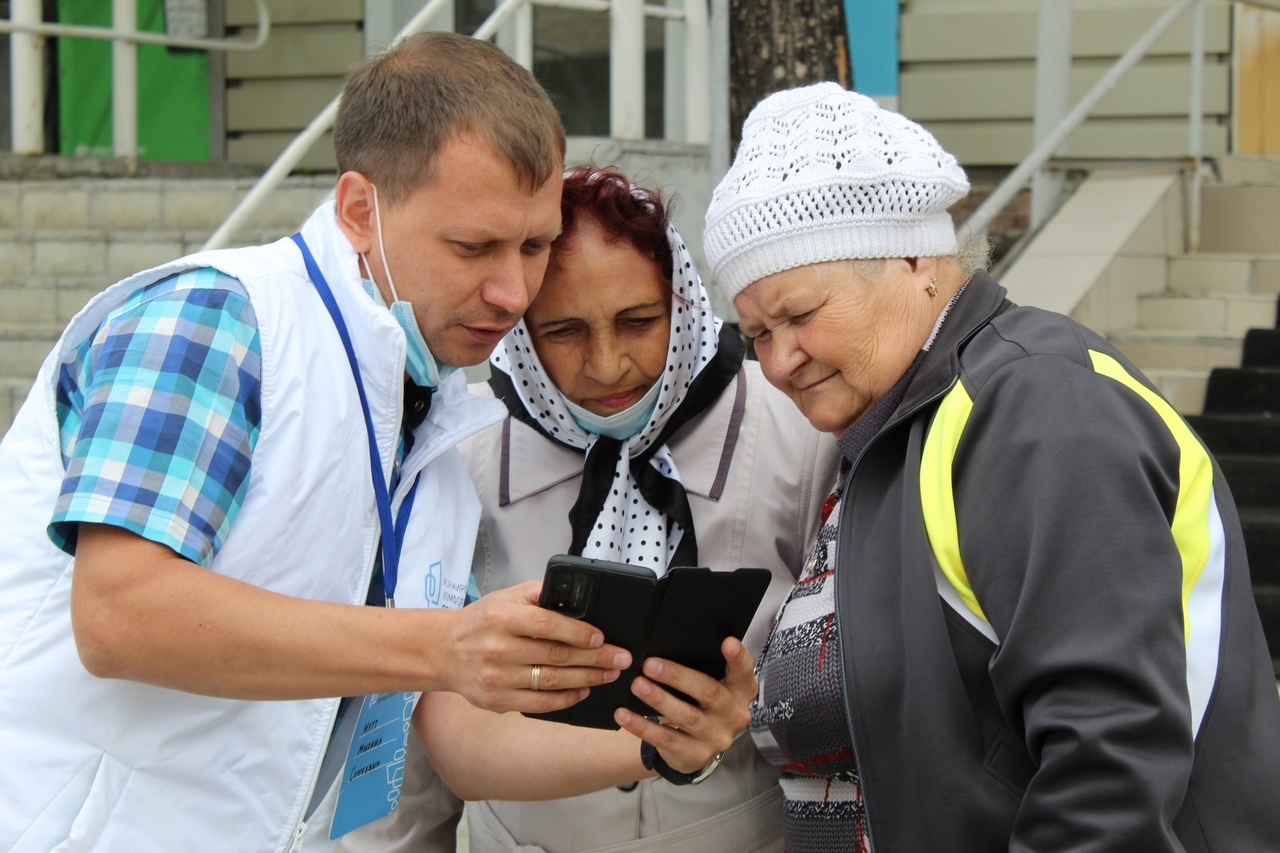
[834,271,1280,852]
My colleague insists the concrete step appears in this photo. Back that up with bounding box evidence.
[1200,184,1280,254]
[1242,509,1280,587]
[1204,367,1280,415]
[1245,329,1280,367]
[0,177,331,235]
[1186,412,1280,455]
[1142,368,1208,415]
[0,227,293,280]
[1215,156,1280,185]
[1110,329,1243,371]
[1217,454,1280,507]
[1254,582,1280,678]
[1168,253,1280,295]
[1137,291,1278,336]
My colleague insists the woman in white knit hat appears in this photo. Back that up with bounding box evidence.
[703,82,1280,852]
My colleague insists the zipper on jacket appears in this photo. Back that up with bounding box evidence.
[287,819,307,853]
[831,376,958,853]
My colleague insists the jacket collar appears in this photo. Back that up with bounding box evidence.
[498,367,747,506]
[296,203,505,472]
[896,270,1009,417]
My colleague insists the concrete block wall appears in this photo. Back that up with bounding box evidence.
[0,176,334,435]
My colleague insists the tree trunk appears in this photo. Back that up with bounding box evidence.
[729,0,850,149]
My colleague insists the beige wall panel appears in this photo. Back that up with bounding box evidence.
[1266,7,1280,152]
[228,79,343,131]
[902,5,1230,62]
[906,0,1252,13]
[902,61,1229,121]
[1237,5,1265,152]
[228,132,337,170]
[227,0,360,26]
[227,25,363,79]
[1234,3,1280,154]
[926,119,1228,164]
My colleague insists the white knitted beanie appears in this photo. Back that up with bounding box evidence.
[704,82,970,300]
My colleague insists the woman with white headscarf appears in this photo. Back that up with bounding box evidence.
[356,166,837,853]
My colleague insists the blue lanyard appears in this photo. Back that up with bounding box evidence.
[292,234,421,607]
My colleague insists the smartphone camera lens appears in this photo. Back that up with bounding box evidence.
[570,573,590,611]
[552,572,573,609]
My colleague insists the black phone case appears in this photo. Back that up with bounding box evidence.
[526,555,772,730]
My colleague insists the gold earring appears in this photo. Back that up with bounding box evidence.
[927,278,938,298]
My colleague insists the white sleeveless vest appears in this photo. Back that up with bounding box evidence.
[0,203,504,852]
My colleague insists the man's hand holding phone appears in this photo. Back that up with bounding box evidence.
[439,580,633,715]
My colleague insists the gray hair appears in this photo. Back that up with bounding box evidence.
[848,234,991,281]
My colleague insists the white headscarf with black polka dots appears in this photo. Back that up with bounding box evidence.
[490,224,722,574]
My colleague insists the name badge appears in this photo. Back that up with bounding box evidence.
[329,691,415,839]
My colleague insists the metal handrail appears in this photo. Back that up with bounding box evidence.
[202,0,707,251]
[959,0,1205,250]
[0,0,270,52]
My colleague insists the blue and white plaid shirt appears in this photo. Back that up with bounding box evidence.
[49,267,263,566]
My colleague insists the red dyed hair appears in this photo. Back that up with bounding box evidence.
[550,166,674,281]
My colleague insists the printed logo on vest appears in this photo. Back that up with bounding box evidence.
[425,561,442,606]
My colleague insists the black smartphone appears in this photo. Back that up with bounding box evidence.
[531,555,659,729]
[527,554,772,730]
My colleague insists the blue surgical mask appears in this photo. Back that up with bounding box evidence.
[360,184,454,389]
[562,379,662,440]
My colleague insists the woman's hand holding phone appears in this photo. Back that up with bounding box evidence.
[614,636,756,775]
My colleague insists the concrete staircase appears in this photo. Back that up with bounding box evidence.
[1000,162,1280,415]
[0,176,334,431]
[1112,160,1280,413]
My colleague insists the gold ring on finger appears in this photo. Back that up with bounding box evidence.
[530,664,542,691]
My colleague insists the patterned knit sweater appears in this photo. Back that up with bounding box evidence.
[750,290,960,851]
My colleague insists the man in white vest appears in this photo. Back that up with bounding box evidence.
[0,32,631,852]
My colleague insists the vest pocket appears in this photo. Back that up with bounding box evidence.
[50,752,135,852]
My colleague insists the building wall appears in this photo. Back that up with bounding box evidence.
[223,0,361,169]
[899,0,1233,165]
[219,1,1272,171]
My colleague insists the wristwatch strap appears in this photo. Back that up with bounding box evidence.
[640,740,724,786]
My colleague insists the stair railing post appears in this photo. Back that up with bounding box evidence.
[1031,0,1072,230]
[664,0,686,142]
[113,0,138,167]
[495,0,534,70]
[709,0,728,179]
[10,0,43,155]
[610,0,645,139]
[1187,0,1205,253]
[682,0,709,144]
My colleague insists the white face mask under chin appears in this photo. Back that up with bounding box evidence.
[360,184,453,388]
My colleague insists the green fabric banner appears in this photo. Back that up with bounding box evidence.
[57,0,210,161]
